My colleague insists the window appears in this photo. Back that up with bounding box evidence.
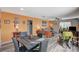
[42,21,47,26]
[60,22,71,29]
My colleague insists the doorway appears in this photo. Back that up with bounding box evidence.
[27,20,33,35]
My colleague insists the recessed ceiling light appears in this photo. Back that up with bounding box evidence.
[20,8,24,11]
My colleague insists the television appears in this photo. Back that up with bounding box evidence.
[69,26,76,31]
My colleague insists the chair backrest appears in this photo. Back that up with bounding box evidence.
[20,32,28,39]
[12,38,19,52]
[20,32,27,37]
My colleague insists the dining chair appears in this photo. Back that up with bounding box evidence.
[20,32,28,39]
[12,37,27,52]
[40,39,49,52]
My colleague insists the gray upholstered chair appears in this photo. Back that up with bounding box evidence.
[12,38,19,52]
[20,32,30,40]
[20,32,28,38]
[40,39,49,52]
[12,37,28,52]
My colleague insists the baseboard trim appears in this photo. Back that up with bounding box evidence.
[0,40,12,49]
[1,40,12,46]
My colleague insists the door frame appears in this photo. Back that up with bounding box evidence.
[27,20,33,35]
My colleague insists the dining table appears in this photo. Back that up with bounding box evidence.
[15,33,60,52]
[16,36,48,52]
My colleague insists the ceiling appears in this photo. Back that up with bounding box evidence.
[0,7,79,20]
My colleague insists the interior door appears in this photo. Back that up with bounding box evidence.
[27,20,33,35]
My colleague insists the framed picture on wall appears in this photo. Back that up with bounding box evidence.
[13,19,20,24]
[4,20,10,24]
[42,21,47,26]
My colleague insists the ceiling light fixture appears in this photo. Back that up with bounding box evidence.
[20,8,24,11]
